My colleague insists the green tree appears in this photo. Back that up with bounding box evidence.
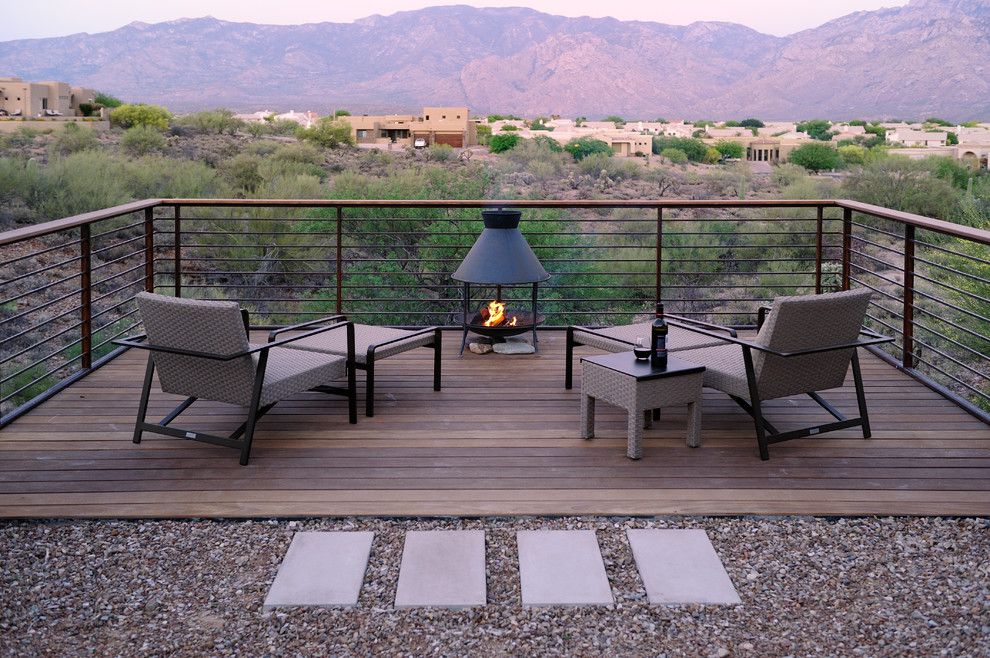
[531,134,563,152]
[297,118,355,149]
[564,137,612,161]
[488,133,521,153]
[120,125,166,156]
[334,109,351,117]
[841,157,958,220]
[93,92,122,108]
[838,144,866,166]
[925,117,953,127]
[947,131,959,145]
[175,109,244,135]
[796,119,834,141]
[788,142,841,172]
[721,120,741,128]
[864,123,887,141]
[651,136,708,162]
[110,104,172,130]
[603,115,625,126]
[714,140,745,159]
[660,147,688,164]
[739,118,764,128]
[500,124,518,131]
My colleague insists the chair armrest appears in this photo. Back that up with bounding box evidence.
[666,314,738,338]
[268,314,348,342]
[113,335,252,361]
[567,325,635,347]
[115,320,355,362]
[671,323,893,358]
[367,327,439,355]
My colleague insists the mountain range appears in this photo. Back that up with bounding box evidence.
[0,0,987,120]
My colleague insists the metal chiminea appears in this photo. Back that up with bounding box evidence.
[453,209,550,354]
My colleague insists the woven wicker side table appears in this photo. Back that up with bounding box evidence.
[580,353,705,459]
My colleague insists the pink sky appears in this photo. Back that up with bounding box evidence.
[2,1,910,41]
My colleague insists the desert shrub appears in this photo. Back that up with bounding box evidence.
[0,157,43,206]
[578,153,641,180]
[224,153,264,193]
[788,142,841,172]
[476,124,492,145]
[423,144,454,161]
[271,142,323,166]
[564,137,612,161]
[645,167,681,197]
[796,119,834,141]
[267,119,301,136]
[503,138,569,172]
[771,163,808,187]
[531,135,563,152]
[660,147,688,164]
[36,151,132,217]
[703,147,722,164]
[49,123,100,156]
[489,134,521,153]
[714,140,745,159]
[174,109,244,135]
[651,136,708,162]
[842,157,959,220]
[706,162,752,198]
[499,124,519,131]
[77,103,96,117]
[110,104,172,130]
[297,118,354,149]
[120,125,166,156]
[925,156,974,190]
[124,155,227,199]
[242,140,283,157]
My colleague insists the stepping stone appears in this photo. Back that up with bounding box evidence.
[517,530,613,606]
[263,531,374,609]
[394,530,486,608]
[626,529,741,605]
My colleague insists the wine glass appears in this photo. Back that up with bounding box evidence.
[633,336,651,360]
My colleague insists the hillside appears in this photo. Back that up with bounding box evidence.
[0,0,987,119]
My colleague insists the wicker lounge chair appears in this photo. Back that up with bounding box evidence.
[279,318,441,417]
[564,315,730,389]
[116,293,357,465]
[673,289,892,460]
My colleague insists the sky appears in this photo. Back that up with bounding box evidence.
[1,0,910,42]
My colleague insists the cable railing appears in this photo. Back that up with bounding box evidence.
[1,198,987,426]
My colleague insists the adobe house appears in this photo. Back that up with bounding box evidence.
[0,77,96,117]
[343,107,477,148]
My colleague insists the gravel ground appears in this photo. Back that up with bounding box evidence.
[1,516,987,657]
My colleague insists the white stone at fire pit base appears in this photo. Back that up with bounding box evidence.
[468,343,493,354]
[492,342,536,355]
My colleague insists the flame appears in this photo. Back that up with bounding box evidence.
[483,300,505,327]
[509,316,517,327]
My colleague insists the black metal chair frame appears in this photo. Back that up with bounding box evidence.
[564,314,735,390]
[114,313,357,466]
[271,316,442,417]
[675,307,893,460]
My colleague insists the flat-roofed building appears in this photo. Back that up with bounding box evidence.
[343,107,476,147]
[0,76,97,117]
[888,129,948,147]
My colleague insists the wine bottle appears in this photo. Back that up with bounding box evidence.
[650,302,668,367]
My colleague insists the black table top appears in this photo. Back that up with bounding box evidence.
[581,352,705,381]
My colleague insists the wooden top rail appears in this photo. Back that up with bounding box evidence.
[1,198,988,247]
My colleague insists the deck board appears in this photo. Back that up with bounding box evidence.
[1,330,988,518]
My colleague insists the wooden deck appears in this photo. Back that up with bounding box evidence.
[2,331,989,518]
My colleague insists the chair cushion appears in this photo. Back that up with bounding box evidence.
[572,322,725,354]
[258,346,347,407]
[286,324,435,363]
[674,342,751,400]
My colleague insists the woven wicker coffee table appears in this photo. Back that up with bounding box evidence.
[580,353,705,459]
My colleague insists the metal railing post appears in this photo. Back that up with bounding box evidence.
[144,207,154,293]
[815,205,824,294]
[841,206,852,291]
[173,205,181,297]
[656,206,663,304]
[903,224,916,369]
[335,206,343,315]
[80,224,92,369]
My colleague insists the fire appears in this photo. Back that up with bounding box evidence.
[483,300,505,327]
[481,299,519,327]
